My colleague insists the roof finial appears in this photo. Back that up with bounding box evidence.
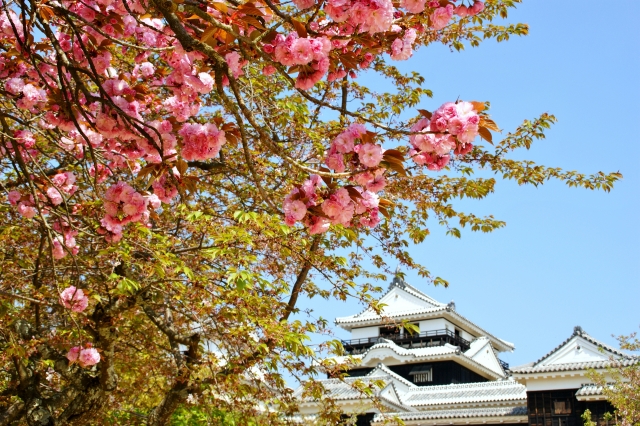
[390,266,406,289]
[447,300,456,311]
[573,325,584,336]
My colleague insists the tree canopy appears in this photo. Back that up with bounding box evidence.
[586,332,640,426]
[0,0,622,424]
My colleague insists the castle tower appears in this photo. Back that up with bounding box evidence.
[294,275,528,425]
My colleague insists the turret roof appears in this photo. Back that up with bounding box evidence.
[335,276,515,352]
[511,326,637,375]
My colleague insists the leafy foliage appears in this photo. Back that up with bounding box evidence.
[0,0,622,424]
[587,332,640,426]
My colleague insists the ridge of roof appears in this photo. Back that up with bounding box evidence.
[511,358,638,374]
[373,405,528,422]
[405,377,522,393]
[358,340,505,379]
[366,363,416,388]
[575,384,613,396]
[399,281,446,307]
[334,278,445,324]
[293,373,414,412]
[532,326,632,367]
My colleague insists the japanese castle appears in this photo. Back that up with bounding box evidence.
[293,275,636,425]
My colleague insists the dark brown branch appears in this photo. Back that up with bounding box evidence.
[280,235,321,321]
[0,400,25,426]
[187,160,225,171]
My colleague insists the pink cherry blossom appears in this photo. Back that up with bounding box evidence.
[454,5,469,17]
[5,77,24,95]
[332,132,355,154]
[66,346,81,363]
[59,286,89,312]
[305,215,330,234]
[400,0,426,14]
[7,191,21,205]
[17,202,36,218]
[17,84,45,110]
[152,174,179,204]
[390,29,417,61]
[179,123,226,161]
[358,143,384,168]
[52,237,66,259]
[262,65,276,76]
[89,164,112,184]
[284,199,308,224]
[325,151,346,172]
[225,52,246,79]
[293,0,315,9]
[103,181,149,225]
[469,1,484,15]
[67,346,100,367]
[347,123,368,139]
[134,61,155,78]
[367,173,386,192]
[430,5,454,31]
[78,347,100,367]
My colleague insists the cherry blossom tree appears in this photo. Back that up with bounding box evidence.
[0,0,621,423]
[587,332,640,426]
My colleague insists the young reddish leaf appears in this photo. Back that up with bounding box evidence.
[417,109,432,119]
[383,149,405,161]
[382,161,407,177]
[345,186,364,200]
[242,16,266,30]
[201,26,217,43]
[307,206,330,218]
[38,6,56,22]
[211,2,229,14]
[479,116,500,132]
[478,126,493,144]
[237,3,264,16]
[470,101,486,112]
[379,205,390,219]
[382,154,404,166]
[353,131,374,145]
[176,159,188,175]
[291,19,308,38]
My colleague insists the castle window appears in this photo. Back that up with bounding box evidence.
[409,365,432,383]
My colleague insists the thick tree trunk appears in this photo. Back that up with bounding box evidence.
[146,381,190,426]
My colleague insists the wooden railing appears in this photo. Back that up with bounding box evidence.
[341,329,471,354]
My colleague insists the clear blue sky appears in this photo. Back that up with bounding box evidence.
[297,0,640,370]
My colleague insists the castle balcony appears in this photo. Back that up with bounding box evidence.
[341,329,471,355]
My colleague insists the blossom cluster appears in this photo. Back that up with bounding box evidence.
[67,345,101,368]
[179,123,226,161]
[7,190,36,219]
[324,123,384,172]
[410,101,480,170]
[265,33,333,89]
[0,0,491,249]
[99,181,153,242]
[52,220,80,260]
[283,174,382,233]
[324,0,395,35]
[59,286,89,312]
[285,100,485,234]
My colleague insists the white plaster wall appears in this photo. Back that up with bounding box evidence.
[470,345,503,375]
[351,326,379,339]
[419,318,447,333]
[519,373,617,391]
[457,328,475,341]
